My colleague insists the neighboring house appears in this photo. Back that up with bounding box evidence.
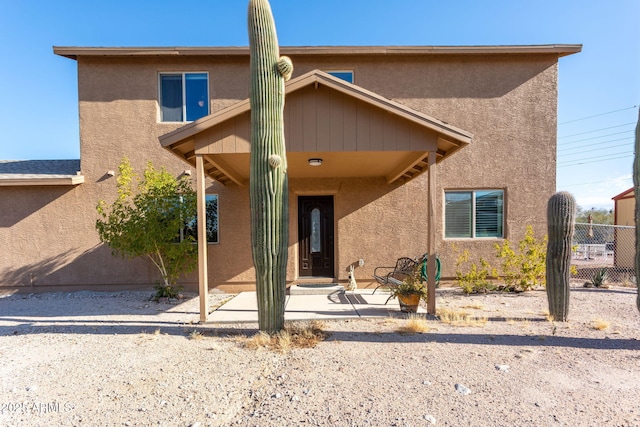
[0,44,581,294]
[613,187,634,227]
[612,187,635,269]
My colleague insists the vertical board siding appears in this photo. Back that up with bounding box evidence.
[288,90,304,151]
[316,87,332,151]
[302,86,317,152]
[382,111,397,151]
[196,85,440,155]
[330,90,344,151]
[221,120,235,153]
[355,100,370,151]
[343,95,357,151]
[235,114,251,152]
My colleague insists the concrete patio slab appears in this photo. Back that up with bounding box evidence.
[206,290,425,323]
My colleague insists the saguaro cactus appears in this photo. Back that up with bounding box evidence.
[248,0,292,333]
[546,191,576,321]
[633,108,640,313]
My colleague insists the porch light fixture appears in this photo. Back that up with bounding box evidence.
[308,158,323,167]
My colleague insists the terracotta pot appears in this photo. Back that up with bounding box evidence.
[398,293,421,313]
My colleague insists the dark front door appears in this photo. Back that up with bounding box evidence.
[298,196,334,277]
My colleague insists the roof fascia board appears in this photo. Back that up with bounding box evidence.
[612,187,634,201]
[0,176,85,186]
[54,44,582,60]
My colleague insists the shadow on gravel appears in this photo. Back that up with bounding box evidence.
[2,323,638,351]
[324,331,640,350]
[0,291,199,317]
[571,287,637,296]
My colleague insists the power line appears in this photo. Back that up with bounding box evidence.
[558,142,632,156]
[559,122,636,139]
[558,130,634,146]
[558,151,632,164]
[560,177,632,188]
[558,106,638,125]
[558,137,633,152]
[558,152,633,167]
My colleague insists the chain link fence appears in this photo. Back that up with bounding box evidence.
[571,223,636,286]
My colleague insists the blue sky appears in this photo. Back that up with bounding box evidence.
[0,0,638,210]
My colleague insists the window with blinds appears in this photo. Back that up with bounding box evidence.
[445,190,504,238]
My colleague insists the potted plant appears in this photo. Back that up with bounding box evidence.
[391,268,428,313]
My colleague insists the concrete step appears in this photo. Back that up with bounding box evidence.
[289,283,345,295]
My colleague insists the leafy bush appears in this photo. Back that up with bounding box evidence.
[154,283,183,299]
[454,249,497,294]
[495,225,547,291]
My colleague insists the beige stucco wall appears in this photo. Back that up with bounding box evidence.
[288,54,558,280]
[0,51,559,292]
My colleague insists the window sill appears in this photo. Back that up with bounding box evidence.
[444,237,504,241]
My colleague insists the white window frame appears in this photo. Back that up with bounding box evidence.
[444,189,504,239]
[326,70,354,84]
[158,72,210,123]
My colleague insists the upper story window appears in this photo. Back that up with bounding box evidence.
[445,190,504,239]
[327,71,354,84]
[159,72,209,122]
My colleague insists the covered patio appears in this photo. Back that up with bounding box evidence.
[160,70,472,321]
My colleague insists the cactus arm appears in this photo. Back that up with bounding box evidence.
[545,191,576,321]
[634,108,640,313]
[248,0,291,333]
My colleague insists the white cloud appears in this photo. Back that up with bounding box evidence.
[569,173,632,210]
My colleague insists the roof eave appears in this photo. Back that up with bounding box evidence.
[54,44,582,60]
[612,187,634,201]
[0,175,85,186]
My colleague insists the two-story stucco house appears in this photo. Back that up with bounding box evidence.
[0,44,581,302]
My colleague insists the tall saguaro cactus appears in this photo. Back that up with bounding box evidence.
[633,108,640,313]
[248,0,293,333]
[545,191,576,321]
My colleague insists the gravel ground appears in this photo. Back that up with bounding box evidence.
[1,286,639,427]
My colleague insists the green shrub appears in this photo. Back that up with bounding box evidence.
[495,225,547,292]
[592,268,608,288]
[454,249,497,294]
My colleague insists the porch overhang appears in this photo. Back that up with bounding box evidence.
[160,70,472,185]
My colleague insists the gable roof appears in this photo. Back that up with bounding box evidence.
[160,70,472,185]
[162,69,472,147]
[0,160,84,186]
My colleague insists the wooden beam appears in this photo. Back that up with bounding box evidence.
[386,152,429,184]
[196,155,209,322]
[427,150,437,315]
[203,155,246,187]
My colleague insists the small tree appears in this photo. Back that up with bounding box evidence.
[96,158,197,298]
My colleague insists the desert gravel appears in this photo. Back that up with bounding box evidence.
[1,286,639,426]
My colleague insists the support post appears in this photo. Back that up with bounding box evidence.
[196,154,209,322]
[427,151,437,315]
